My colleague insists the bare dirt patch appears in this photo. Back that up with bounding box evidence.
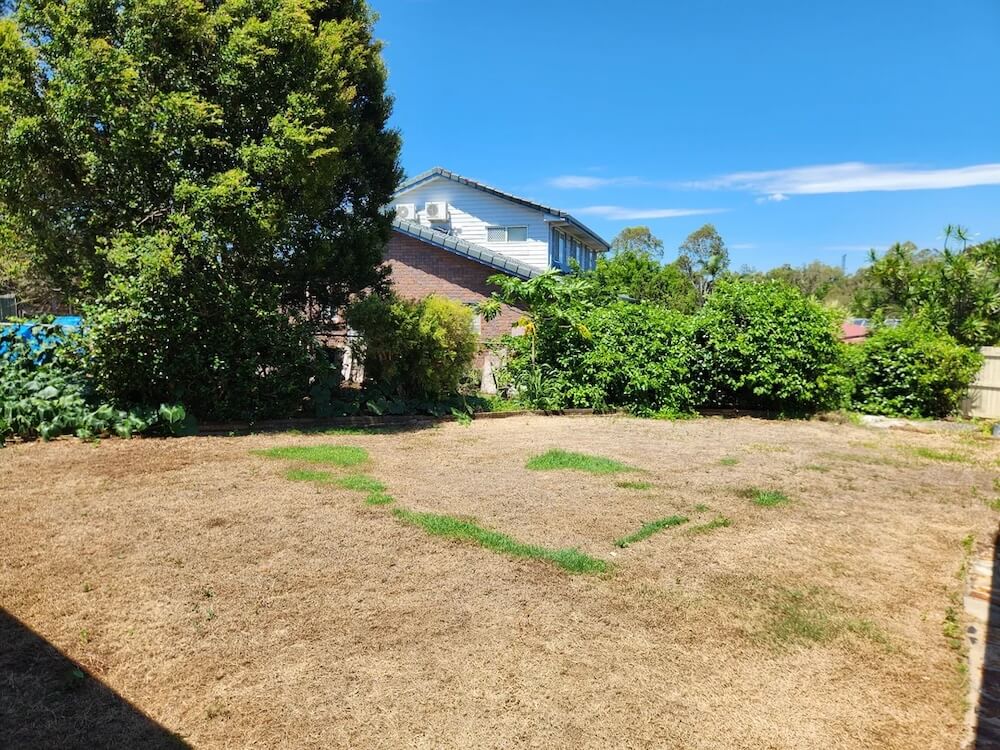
[2,416,998,748]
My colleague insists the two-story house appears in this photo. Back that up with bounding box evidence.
[386,167,610,340]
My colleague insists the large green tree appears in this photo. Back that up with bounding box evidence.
[678,223,729,304]
[0,0,400,311]
[593,247,697,312]
[0,0,401,418]
[854,237,1000,347]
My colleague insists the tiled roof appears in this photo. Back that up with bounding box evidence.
[395,167,610,252]
[391,218,540,280]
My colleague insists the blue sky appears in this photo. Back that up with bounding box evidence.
[375,1,1000,271]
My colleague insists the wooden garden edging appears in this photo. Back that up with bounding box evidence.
[196,408,601,436]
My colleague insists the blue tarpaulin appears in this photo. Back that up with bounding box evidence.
[1,316,82,354]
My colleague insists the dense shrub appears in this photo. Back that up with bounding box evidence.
[691,278,851,414]
[83,251,326,422]
[346,293,478,401]
[0,321,186,442]
[850,318,983,417]
[579,303,700,414]
[522,301,700,414]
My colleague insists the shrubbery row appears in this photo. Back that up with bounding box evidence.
[489,274,982,418]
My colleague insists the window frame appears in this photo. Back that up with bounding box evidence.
[485,225,529,243]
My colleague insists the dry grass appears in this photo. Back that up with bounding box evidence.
[2,415,999,749]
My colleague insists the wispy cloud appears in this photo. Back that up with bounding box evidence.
[688,162,1000,199]
[755,192,789,204]
[571,205,727,221]
[730,243,757,250]
[551,162,1000,201]
[549,175,651,189]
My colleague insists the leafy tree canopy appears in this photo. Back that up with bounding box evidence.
[854,237,1000,346]
[678,223,729,304]
[0,0,401,314]
[610,225,664,259]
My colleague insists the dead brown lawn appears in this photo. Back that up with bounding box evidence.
[2,415,998,749]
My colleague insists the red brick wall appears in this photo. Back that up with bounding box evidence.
[384,231,524,341]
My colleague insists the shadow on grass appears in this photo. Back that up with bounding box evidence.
[974,532,1000,749]
[0,609,188,749]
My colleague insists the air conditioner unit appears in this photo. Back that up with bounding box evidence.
[424,201,448,221]
[395,203,416,221]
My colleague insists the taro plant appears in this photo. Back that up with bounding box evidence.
[0,320,182,442]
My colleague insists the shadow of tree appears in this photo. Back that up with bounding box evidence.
[0,609,188,749]
[975,534,1000,749]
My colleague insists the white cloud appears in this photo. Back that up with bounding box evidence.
[571,205,727,221]
[548,175,647,189]
[755,192,789,204]
[689,162,1000,196]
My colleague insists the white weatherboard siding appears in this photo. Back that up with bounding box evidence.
[396,178,551,270]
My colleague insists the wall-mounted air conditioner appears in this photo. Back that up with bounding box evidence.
[424,201,448,221]
[395,203,416,221]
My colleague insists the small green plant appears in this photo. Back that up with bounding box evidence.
[616,480,653,490]
[614,515,688,547]
[336,475,386,493]
[286,468,335,483]
[526,449,636,474]
[719,457,739,466]
[254,445,369,466]
[392,508,609,574]
[693,503,710,512]
[82,582,93,593]
[942,606,963,650]
[961,533,975,555]
[365,492,395,506]
[689,516,732,534]
[739,487,790,507]
[451,408,473,426]
[803,464,830,473]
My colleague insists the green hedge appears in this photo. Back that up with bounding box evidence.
[691,278,852,414]
[850,318,983,418]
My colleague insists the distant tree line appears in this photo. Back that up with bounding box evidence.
[588,223,999,349]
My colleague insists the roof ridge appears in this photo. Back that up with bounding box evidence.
[394,168,609,251]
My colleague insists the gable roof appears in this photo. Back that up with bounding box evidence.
[392,218,540,280]
[395,167,610,252]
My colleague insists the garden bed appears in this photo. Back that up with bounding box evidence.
[2,415,998,748]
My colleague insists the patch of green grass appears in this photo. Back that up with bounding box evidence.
[943,605,963,650]
[764,588,891,649]
[336,474,386,493]
[770,589,836,644]
[365,492,395,506]
[391,508,609,574]
[285,468,335,483]
[688,516,732,535]
[616,480,653,490]
[739,487,790,507]
[614,515,688,548]
[908,446,969,463]
[961,533,976,555]
[254,445,369,466]
[693,503,710,512]
[819,451,904,467]
[526,449,636,475]
[718,456,739,466]
[803,464,830,473]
